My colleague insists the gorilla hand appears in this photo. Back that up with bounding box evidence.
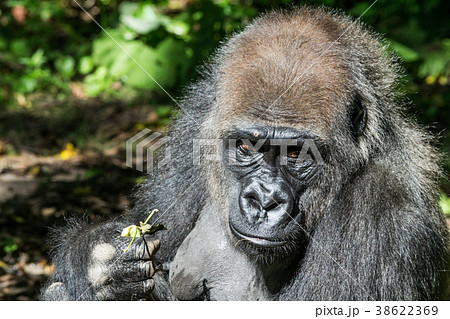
[86,235,160,300]
[42,220,160,301]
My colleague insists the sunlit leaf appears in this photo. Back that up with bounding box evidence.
[30,49,46,67]
[163,19,190,36]
[55,56,75,79]
[79,56,94,75]
[16,77,37,93]
[119,2,160,34]
[121,209,163,252]
[439,193,450,216]
[121,225,142,238]
[83,81,103,97]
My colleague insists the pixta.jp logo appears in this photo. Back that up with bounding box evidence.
[126,129,170,173]
[126,129,324,173]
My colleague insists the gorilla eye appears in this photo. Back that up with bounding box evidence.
[286,146,302,159]
[239,143,257,153]
[287,151,299,159]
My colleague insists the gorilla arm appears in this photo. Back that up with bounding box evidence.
[41,218,167,301]
[41,66,213,301]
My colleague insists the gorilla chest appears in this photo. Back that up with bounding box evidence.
[168,208,270,301]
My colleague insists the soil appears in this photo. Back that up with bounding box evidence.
[0,98,166,300]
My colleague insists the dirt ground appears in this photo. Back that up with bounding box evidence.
[0,99,165,300]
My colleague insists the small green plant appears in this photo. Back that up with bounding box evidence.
[121,209,165,252]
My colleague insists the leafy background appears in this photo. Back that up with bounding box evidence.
[0,0,449,300]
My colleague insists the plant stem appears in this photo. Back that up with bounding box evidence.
[144,209,158,225]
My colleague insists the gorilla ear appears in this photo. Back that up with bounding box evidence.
[349,97,367,138]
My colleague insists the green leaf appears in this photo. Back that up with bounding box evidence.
[419,55,448,77]
[30,49,46,67]
[156,105,172,117]
[55,56,75,78]
[78,56,94,75]
[10,39,30,57]
[94,66,108,80]
[1,239,18,254]
[83,82,103,97]
[163,19,190,37]
[108,42,143,78]
[389,40,420,63]
[83,67,111,97]
[440,193,450,216]
[92,30,122,67]
[16,77,37,93]
[91,31,188,91]
[119,2,160,34]
[418,40,450,77]
[148,38,188,88]
[121,225,142,238]
[123,46,165,89]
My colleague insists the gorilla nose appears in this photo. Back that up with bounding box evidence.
[239,179,293,225]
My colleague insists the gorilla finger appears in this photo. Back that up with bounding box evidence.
[132,260,155,280]
[96,278,155,301]
[128,238,160,261]
[43,282,70,301]
[144,238,160,256]
[113,260,155,281]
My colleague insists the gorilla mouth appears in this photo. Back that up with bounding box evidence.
[229,224,287,248]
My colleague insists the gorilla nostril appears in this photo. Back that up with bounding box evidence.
[243,192,285,212]
[244,193,257,200]
[247,197,262,210]
[241,193,259,207]
[264,201,279,212]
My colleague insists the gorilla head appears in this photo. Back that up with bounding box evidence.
[199,9,401,263]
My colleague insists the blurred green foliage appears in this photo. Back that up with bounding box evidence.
[440,193,450,216]
[1,1,448,103]
[0,0,449,197]
[0,238,18,254]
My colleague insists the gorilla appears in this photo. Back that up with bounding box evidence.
[42,7,449,301]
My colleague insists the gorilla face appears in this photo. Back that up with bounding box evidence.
[212,9,352,262]
[223,124,323,259]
